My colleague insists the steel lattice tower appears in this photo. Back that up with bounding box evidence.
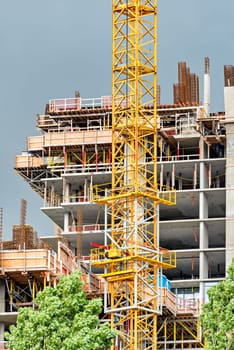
[92,1,176,349]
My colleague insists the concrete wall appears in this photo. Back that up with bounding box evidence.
[224,86,234,270]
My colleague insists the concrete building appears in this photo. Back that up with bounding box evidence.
[4,61,232,348]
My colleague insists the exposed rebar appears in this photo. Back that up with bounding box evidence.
[224,65,234,87]
[204,57,210,74]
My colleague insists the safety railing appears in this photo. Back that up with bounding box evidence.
[158,185,176,204]
[92,182,112,201]
[49,96,113,113]
[177,296,200,313]
[63,163,112,173]
[0,249,59,274]
[90,248,106,262]
[68,224,106,232]
[159,248,176,268]
[158,153,200,162]
[46,163,112,176]
[49,98,81,112]
[92,183,176,205]
[43,193,63,208]
[90,247,176,267]
[48,96,205,116]
[48,95,136,113]
[163,289,200,316]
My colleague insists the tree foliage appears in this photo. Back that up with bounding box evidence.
[200,259,234,350]
[5,271,116,350]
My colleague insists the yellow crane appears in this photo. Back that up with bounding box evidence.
[92,1,176,349]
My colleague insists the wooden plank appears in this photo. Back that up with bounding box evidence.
[15,155,43,168]
[1,250,49,271]
[27,136,44,151]
[44,130,112,147]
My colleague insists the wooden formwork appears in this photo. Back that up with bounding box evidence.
[43,130,112,147]
[0,240,77,286]
[26,130,112,152]
[15,155,43,168]
[0,249,57,273]
[27,135,44,151]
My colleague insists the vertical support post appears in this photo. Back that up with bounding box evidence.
[172,163,175,189]
[95,145,98,172]
[160,164,163,191]
[164,320,167,350]
[160,138,163,161]
[108,147,111,167]
[82,145,85,170]
[193,163,197,189]
[44,181,47,206]
[208,163,212,188]
[177,141,180,160]
[63,147,67,169]
[174,321,177,345]
[207,143,210,159]
[181,330,184,349]
[166,172,170,188]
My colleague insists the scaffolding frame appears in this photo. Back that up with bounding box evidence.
[90,1,176,349]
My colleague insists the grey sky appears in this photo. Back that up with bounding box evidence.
[1,0,233,239]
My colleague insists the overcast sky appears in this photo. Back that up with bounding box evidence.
[1,0,234,239]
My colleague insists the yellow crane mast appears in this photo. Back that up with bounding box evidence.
[91,1,176,349]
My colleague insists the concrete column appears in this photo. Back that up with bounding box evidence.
[160,164,163,190]
[200,281,206,306]
[43,181,47,206]
[65,182,71,203]
[199,198,209,284]
[200,227,209,277]
[172,163,175,189]
[0,281,5,348]
[199,139,209,303]
[193,163,197,189]
[224,86,234,271]
[64,212,69,233]
[199,151,208,190]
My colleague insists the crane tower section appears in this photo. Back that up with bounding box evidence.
[92,1,176,349]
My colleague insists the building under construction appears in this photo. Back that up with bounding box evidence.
[1,1,234,348]
[0,58,227,349]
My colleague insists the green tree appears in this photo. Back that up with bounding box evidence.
[200,259,234,350]
[5,271,116,350]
